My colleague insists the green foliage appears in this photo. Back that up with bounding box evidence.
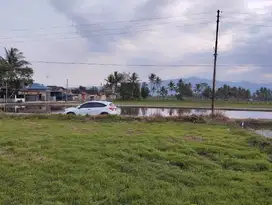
[102,71,271,102]
[216,84,252,101]
[0,47,33,96]
[254,87,272,101]
[141,82,150,99]
[160,86,168,99]
[167,80,175,95]
[0,119,271,204]
[175,79,193,100]
[120,82,140,100]
[202,85,212,99]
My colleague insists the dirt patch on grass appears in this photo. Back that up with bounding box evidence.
[126,128,144,135]
[71,126,94,133]
[25,122,49,129]
[184,135,204,142]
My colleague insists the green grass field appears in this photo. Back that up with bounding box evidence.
[114,99,272,109]
[0,118,271,204]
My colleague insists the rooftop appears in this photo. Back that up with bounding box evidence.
[21,83,49,91]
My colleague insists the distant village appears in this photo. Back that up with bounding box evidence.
[0,82,112,103]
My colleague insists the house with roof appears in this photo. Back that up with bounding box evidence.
[20,83,50,101]
[47,85,74,101]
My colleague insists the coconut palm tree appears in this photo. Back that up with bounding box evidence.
[105,71,124,95]
[129,72,139,98]
[129,72,139,84]
[113,71,124,87]
[0,47,33,95]
[155,76,162,98]
[148,73,156,96]
[160,86,168,99]
[167,80,175,96]
[194,83,201,99]
[105,74,115,93]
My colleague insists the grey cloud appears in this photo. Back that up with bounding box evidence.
[48,0,272,83]
[49,0,181,52]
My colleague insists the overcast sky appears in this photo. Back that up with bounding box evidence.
[0,0,272,87]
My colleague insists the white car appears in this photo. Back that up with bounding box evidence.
[64,101,118,116]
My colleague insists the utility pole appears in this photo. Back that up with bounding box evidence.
[211,10,220,116]
[66,79,68,102]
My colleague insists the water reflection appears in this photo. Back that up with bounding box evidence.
[0,105,64,113]
[0,105,272,119]
[119,107,272,119]
[255,130,272,138]
[120,108,209,117]
[120,107,140,116]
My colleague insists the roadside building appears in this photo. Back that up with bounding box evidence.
[47,85,67,101]
[20,83,50,101]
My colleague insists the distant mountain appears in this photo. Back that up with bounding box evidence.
[158,77,272,93]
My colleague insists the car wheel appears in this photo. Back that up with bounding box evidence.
[67,112,76,115]
[100,112,109,115]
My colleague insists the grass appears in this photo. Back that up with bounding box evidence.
[114,99,272,109]
[0,116,271,204]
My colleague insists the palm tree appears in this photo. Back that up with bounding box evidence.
[105,74,115,93]
[175,79,184,100]
[155,76,162,98]
[129,72,139,84]
[105,71,124,95]
[113,71,124,87]
[0,47,33,95]
[129,72,139,98]
[167,80,175,96]
[194,83,201,99]
[0,57,8,87]
[160,86,168,99]
[148,73,156,96]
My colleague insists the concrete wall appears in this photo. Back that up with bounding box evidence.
[0,98,16,103]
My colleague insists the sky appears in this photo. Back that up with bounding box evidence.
[0,0,272,87]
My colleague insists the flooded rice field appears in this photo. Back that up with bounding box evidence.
[1,105,272,120]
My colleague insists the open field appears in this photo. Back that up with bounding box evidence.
[0,116,271,204]
[114,99,272,110]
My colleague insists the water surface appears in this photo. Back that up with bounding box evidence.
[255,130,272,138]
[1,105,272,119]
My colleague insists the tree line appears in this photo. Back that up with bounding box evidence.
[96,71,272,101]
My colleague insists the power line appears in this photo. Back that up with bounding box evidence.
[28,60,272,67]
[221,21,272,28]
[0,22,213,44]
[222,11,271,15]
[0,12,212,32]
[0,20,212,41]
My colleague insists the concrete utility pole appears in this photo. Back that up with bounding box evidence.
[211,10,220,116]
